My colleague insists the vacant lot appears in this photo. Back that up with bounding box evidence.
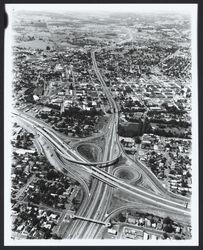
[17,39,54,50]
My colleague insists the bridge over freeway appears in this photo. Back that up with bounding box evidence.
[69,214,111,228]
[63,151,122,167]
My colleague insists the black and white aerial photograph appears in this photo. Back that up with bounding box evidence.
[4,3,198,246]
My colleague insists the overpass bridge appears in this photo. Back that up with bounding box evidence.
[62,151,122,168]
[70,214,111,228]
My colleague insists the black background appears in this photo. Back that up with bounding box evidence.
[0,0,201,249]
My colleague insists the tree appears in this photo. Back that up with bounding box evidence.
[181,190,187,196]
[117,213,126,223]
[149,158,155,164]
[163,232,168,239]
[170,170,176,176]
[186,171,192,178]
[164,224,174,233]
[134,136,141,144]
[163,216,172,225]
[174,235,181,240]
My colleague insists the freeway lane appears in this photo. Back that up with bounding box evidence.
[68,110,118,238]
[80,113,117,239]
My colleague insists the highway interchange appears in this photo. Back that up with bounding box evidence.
[13,37,191,239]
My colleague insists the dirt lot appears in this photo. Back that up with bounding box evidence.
[16,39,54,50]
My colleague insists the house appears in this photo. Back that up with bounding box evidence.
[127,217,136,224]
[141,140,151,149]
[108,228,117,235]
[139,218,145,225]
[151,234,158,240]
[175,226,181,233]
[152,222,157,228]
[145,219,151,227]
[143,232,149,240]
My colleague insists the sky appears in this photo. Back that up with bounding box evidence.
[6,4,197,15]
